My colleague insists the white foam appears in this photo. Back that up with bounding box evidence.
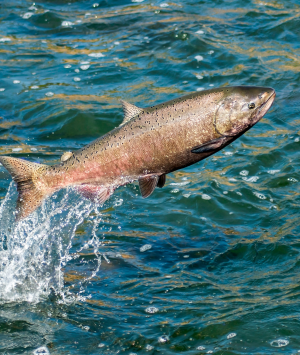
[197,346,205,350]
[253,191,266,200]
[64,64,71,68]
[242,176,259,182]
[13,80,20,84]
[12,148,22,152]
[239,170,249,176]
[45,92,54,97]
[169,181,189,186]
[0,88,5,91]
[267,169,280,175]
[73,77,81,82]
[160,2,169,7]
[0,37,11,42]
[158,335,169,343]
[171,188,179,193]
[197,87,205,91]
[131,0,144,2]
[208,50,214,54]
[31,85,39,89]
[196,74,203,79]
[146,344,154,350]
[196,30,204,34]
[80,64,90,70]
[288,177,298,182]
[202,194,211,200]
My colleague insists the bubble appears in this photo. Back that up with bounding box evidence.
[13,80,20,84]
[88,52,105,58]
[197,87,205,91]
[146,344,154,351]
[140,244,152,252]
[169,181,189,186]
[288,177,298,182]
[93,2,99,7]
[195,55,204,61]
[196,30,204,34]
[0,37,11,42]
[295,137,299,142]
[227,333,236,339]
[197,346,205,350]
[62,21,74,27]
[196,74,203,79]
[270,339,289,348]
[239,170,249,176]
[208,50,214,54]
[183,193,191,198]
[160,2,169,7]
[202,194,211,200]
[45,92,54,97]
[12,148,22,152]
[80,65,90,70]
[73,77,81,82]
[64,64,72,68]
[31,147,37,151]
[33,346,50,355]
[158,335,169,343]
[75,69,80,73]
[132,0,144,2]
[98,343,105,348]
[114,41,120,45]
[0,88,5,91]
[30,85,39,89]
[145,306,159,314]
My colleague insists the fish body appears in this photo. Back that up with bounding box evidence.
[0,86,275,220]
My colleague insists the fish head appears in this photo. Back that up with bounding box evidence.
[214,86,275,137]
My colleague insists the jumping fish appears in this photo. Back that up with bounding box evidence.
[0,86,275,220]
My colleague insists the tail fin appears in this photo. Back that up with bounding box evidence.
[0,156,49,221]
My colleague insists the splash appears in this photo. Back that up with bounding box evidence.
[0,182,104,303]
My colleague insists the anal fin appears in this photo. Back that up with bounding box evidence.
[76,185,113,205]
[139,175,159,198]
[191,137,225,154]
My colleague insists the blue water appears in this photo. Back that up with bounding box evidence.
[1,0,300,354]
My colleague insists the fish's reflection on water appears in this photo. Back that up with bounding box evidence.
[0,0,300,354]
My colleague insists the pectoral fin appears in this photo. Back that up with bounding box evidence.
[139,175,159,198]
[191,137,225,154]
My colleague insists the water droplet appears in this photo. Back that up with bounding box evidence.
[146,344,154,351]
[13,80,20,84]
[33,346,50,355]
[208,50,214,54]
[202,194,211,200]
[267,170,280,175]
[158,335,169,343]
[253,191,266,200]
[30,85,39,89]
[197,346,205,350]
[160,2,169,7]
[288,177,298,182]
[98,343,105,348]
[171,188,179,193]
[45,92,54,97]
[64,64,71,68]
[62,21,74,27]
[183,193,191,198]
[242,176,259,182]
[80,65,90,70]
[239,170,249,176]
[0,88,5,91]
[0,37,11,42]
[146,306,159,314]
[88,52,105,58]
[22,12,34,19]
[74,77,81,82]
[227,333,236,339]
[140,244,152,252]
[196,74,203,79]
[197,87,205,91]
[93,2,99,7]
[270,339,289,348]
[196,30,204,34]
[195,55,204,61]
[12,148,22,152]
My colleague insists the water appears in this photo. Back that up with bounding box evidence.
[0,0,300,353]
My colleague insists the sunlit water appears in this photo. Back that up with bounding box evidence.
[1,0,300,354]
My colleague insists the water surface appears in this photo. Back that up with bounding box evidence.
[1,0,300,354]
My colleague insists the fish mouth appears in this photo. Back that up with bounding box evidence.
[251,89,276,126]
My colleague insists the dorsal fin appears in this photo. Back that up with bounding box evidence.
[139,175,159,198]
[120,100,143,125]
[61,151,73,162]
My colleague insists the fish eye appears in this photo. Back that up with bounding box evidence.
[248,102,255,109]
